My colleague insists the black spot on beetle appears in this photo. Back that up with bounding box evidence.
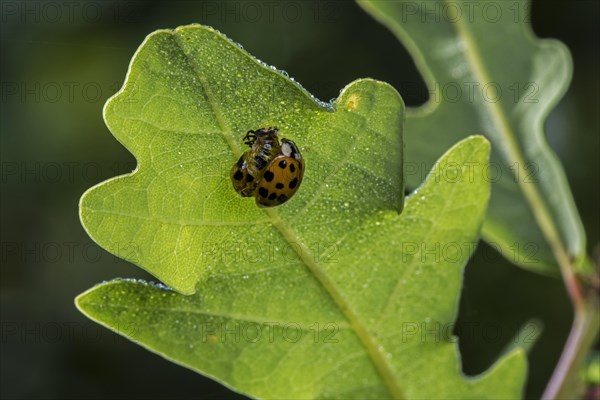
[289,163,296,173]
[289,177,298,189]
[258,187,268,198]
[277,194,288,203]
[297,161,303,170]
[278,159,287,169]
[233,170,244,181]
[264,170,274,182]
[275,182,284,189]
[268,192,277,200]
[246,174,254,182]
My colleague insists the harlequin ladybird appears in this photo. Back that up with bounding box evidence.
[230,127,304,208]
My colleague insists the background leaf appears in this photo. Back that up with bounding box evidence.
[357,0,587,274]
[78,25,526,398]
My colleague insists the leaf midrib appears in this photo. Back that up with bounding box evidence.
[265,210,404,398]
[170,28,405,399]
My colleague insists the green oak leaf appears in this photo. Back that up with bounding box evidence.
[358,0,586,274]
[80,25,407,295]
[79,134,527,398]
[79,25,527,398]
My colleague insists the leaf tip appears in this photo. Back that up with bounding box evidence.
[74,281,110,318]
[337,78,405,113]
[464,134,490,149]
[74,288,91,314]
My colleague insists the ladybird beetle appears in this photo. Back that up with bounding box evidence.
[230,127,304,207]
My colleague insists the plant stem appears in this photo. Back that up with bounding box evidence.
[542,262,600,400]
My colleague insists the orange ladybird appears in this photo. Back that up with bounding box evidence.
[230,127,304,208]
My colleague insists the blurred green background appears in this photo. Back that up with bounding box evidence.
[1,0,598,398]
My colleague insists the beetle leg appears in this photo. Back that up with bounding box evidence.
[243,130,257,146]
